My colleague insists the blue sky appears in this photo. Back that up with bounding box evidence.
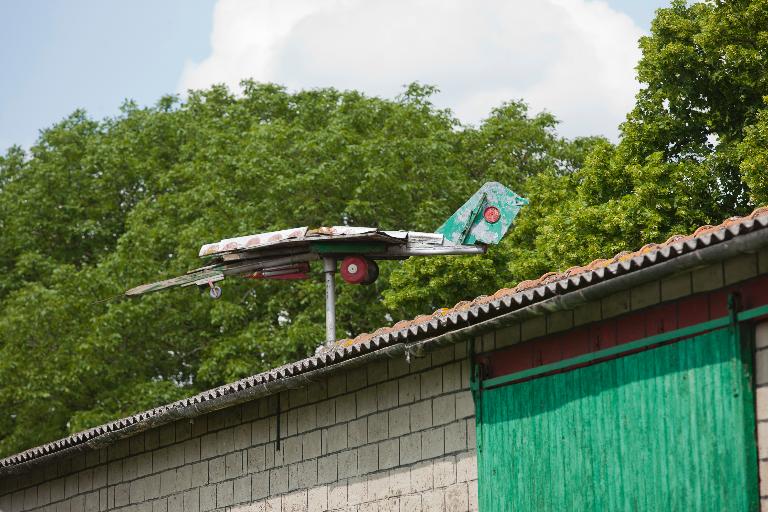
[0,0,670,153]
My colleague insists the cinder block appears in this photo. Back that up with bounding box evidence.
[169,492,184,512]
[409,353,432,373]
[234,423,252,451]
[434,455,456,487]
[348,418,368,448]
[410,461,433,492]
[129,434,146,456]
[180,439,200,465]
[358,445,378,475]
[366,471,390,502]
[445,482,469,512]
[325,423,348,454]
[153,497,169,512]
[232,475,251,504]
[297,405,317,434]
[347,476,368,505]
[443,363,462,393]
[467,418,476,449]
[388,407,410,438]
[757,349,768,386]
[468,479,479,511]
[631,281,660,310]
[756,322,768,350]
[270,466,289,495]
[22,486,37,510]
[217,428,235,455]
[79,469,94,493]
[398,374,421,405]
[422,428,445,459]
[209,456,226,483]
[115,482,130,507]
[433,395,456,426]
[347,367,368,392]
[376,381,399,411]
[445,420,468,453]
[200,484,216,512]
[191,461,209,487]
[308,485,328,512]
[574,301,601,326]
[316,399,335,428]
[130,478,146,504]
[356,387,378,417]
[252,470,269,500]
[328,480,348,509]
[432,345,455,366]
[107,460,122,485]
[388,356,411,379]
[401,493,422,511]
[327,373,347,398]
[725,253,759,285]
[283,435,303,465]
[226,452,245,479]
[146,474,161,499]
[399,433,422,465]
[317,454,338,484]
[335,394,357,423]
[456,451,477,483]
[248,445,266,474]
[160,469,177,497]
[200,433,217,459]
[481,332,495,353]
[421,368,443,399]
[495,325,520,349]
[757,387,768,421]
[602,290,630,319]
[64,474,77,498]
[368,412,389,442]
[84,490,99,512]
[168,443,185,469]
[216,480,234,508]
[176,465,193,492]
[184,488,200,512]
[692,263,724,293]
[547,310,574,334]
[367,361,388,385]
[297,460,318,489]
[253,418,270,444]
[661,273,692,301]
[159,424,176,447]
[290,387,309,409]
[71,494,86,512]
[307,380,328,404]
[283,488,309,512]
[455,392,474,419]
[303,430,322,460]
[37,482,51,506]
[191,417,207,438]
[389,466,411,496]
[521,316,547,341]
[378,439,399,470]
[423,487,445,511]
[410,400,433,432]
[338,450,358,479]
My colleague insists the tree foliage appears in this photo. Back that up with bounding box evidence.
[3,0,768,457]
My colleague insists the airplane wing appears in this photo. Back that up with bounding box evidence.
[124,268,224,297]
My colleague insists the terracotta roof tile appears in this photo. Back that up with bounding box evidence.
[333,206,768,348]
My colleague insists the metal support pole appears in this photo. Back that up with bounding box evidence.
[323,257,336,344]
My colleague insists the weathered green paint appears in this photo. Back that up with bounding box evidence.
[481,302,768,389]
[476,327,758,511]
[308,241,388,254]
[435,182,528,245]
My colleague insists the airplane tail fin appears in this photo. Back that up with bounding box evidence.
[435,182,528,245]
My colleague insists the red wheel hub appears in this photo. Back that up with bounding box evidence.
[340,256,369,284]
[483,205,501,224]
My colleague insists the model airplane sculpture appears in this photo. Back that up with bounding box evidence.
[126,182,528,342]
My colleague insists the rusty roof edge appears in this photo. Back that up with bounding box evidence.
[2,213,768,475]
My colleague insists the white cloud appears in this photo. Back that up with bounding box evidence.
[180,0,643,139]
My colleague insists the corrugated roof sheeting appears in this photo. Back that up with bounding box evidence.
[2,208,768,471]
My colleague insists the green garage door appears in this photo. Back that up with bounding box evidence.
[476,327,758,511]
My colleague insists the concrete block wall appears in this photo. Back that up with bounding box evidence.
[755,321,768,511]
[0,342,477,512]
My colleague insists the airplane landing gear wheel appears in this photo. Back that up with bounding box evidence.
[340,256,379,285]
[209,283,222,299]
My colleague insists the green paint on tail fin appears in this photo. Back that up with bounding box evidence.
[435,182,528,245]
